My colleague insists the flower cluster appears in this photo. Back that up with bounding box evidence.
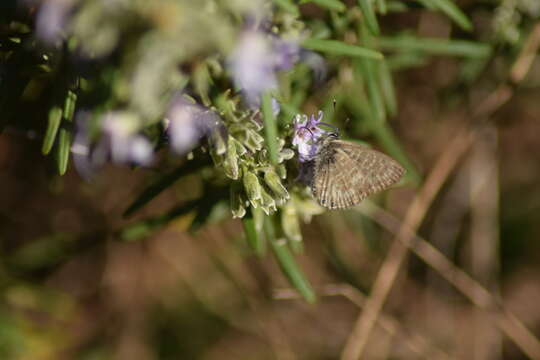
[31,0,329,226]
[212,95,293,218]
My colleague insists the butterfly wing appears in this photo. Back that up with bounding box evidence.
[311,140,405,209]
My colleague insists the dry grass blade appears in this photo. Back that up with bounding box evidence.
[274,284,452,360]
[341,128,475,360]
[469,125,501,359]
[360,202,540,359]
[340,21,540,360]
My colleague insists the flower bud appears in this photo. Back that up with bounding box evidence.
[231,136,247,156]
[246,128,265,146]
[230,182,246,218]
[278,148,295,163]
[264,170,289,201]
[223,135,239,179]
[243,171,261,208]
[276,164,287,179]
[243,132,263,152]
[282,202,302,243]
[259,187,276,215]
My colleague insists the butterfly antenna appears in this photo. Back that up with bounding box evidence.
[319,122,340,138]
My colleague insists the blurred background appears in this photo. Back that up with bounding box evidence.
[1,0,540,359]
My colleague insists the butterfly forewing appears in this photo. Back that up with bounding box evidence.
[311,140,405,209]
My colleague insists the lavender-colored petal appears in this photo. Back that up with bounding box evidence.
[101,111,154,165]
[273,38,300,71]
[228,30,277,109]
[35,0,74,46]
[292,111,332,163]
[166,96,225,155]
[72,111,111,179]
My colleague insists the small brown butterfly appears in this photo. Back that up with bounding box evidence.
[310,134,405,210]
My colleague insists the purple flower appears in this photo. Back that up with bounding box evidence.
[292,111,331,162]
[165,96,224,155]
[71,111,153,180]
[35,0,75,46]
[273,38,300,71]
[228,27,327,113]
[101,112,154,166]
[228,30,278,110]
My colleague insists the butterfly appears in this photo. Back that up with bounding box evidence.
[310,133,405,210]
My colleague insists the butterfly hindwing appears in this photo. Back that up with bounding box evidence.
[311,140,405,209]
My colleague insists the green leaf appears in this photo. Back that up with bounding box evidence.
[42,106,63,155]
[262,93,279,165]
[265,216,316,303]
[56,89,78,175]
[376,0,387,14]
[279,102,300,121]
[355,24,386,122]
[120,199,199,241]
[242,208,266,256]
[419,0,472,31]
[386,1,408,12]
[358,0,380,35]
[120,187,227,241]
[386,52,429,70]
[345,91,421,186]
[301,0,346,12]
[56,125,72,175]
[272,0,300,16]
[355,59,386,123]
[123,160,209,217]
[377,36,491,58]
[302,38,384,60]
[63,90,77,122]
[378,60,398,117]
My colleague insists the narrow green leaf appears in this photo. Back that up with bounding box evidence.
[123,160,208,217]
[358,0,380,35]
[302,38,383,60]
[355,59,386,123]
[419,0,472,31]
[120,199,199,241]
[63,90,77,122]
[262,93,279,165]
[377,36,491,58]
[193,63,212,106]
[120,187,226,241]
[42,106,63,155]
[345,92,421,185]
[272,0,300,16]
[378,60,398,117]
[355,25,386,122]
[386,1,408,12]
[279,102,300,121]
[56,126,72,175]
[56,89,78,175]
[386,52,428,70]
[265,216,316,303]
[243,208,266,256]
[301,0,346,12]
[376,0,387,14]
